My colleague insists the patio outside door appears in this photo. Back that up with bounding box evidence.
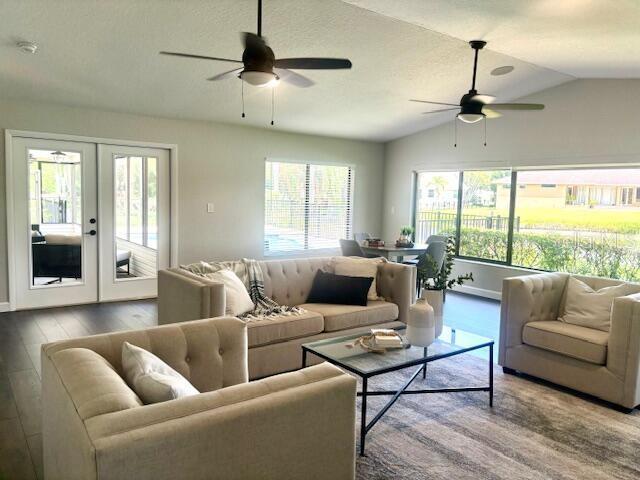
[9,136,171,309]
[10,137,98,309]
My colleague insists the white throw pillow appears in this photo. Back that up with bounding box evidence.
[206,269,255,316]
[332,257,385,301]
[559,277,633,331]
[121,342,199,404]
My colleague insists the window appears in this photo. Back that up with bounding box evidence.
[414,167,640,282]
[115,155,158,249]
[459,170,511,262]
[264,161,353,254]
[414,171,460,242]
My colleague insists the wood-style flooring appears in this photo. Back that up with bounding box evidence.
[0,292,498,479]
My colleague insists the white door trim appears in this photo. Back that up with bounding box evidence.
[4,129,179,311]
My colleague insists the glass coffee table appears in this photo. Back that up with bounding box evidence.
[302,327,494,456]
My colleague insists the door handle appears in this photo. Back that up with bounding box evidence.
[84,230,97,236]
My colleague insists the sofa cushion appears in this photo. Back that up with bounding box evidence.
[523,321,608,365]
[247,310,324,347]
[299,301,399,332]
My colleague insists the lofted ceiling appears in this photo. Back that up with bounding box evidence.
[0,0,602,142]
[343,0,640,78]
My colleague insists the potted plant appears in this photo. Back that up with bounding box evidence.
[397,226,415,247]
[416,236,473,319]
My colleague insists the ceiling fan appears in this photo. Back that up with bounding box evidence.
[159,0,352,89]
[410,40,544,123]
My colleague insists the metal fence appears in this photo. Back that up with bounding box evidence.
[416,210,520,241]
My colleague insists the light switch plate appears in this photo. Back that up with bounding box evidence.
[207,203,215,213]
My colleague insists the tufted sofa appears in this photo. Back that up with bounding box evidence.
[158,257,415,378]
[499,272,640,410]
[42,317,357,480]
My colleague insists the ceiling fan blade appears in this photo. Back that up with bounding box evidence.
[274,58,352,70]
[489,103,545,110]
[207,68,244,81]
[160,51,242,63]
[422,108,459,114]
[470,94,495,104]
[274,68,314,88]
[483,108,503,119]
[410,99,459,107]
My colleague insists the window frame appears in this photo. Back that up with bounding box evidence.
[413,164,640,272]
[264,159,355,256]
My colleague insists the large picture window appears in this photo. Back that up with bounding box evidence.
[265,161,353,255]
[415,167,640,282]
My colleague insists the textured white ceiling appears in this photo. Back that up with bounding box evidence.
[343,0,640,78]
[0,0,573,141]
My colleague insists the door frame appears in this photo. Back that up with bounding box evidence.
[5,129,179,311]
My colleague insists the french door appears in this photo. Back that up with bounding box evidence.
[9,136,171,309]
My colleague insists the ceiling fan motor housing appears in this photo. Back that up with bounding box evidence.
[459,91,484,115]
[242,43,275,74]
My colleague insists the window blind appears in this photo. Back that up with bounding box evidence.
[265,161,353,255]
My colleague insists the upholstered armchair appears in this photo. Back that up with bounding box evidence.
[499,272,640,411]
[42,317,357,479]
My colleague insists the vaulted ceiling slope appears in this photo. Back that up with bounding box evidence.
[343,0,640,78]
[0,0,580,141]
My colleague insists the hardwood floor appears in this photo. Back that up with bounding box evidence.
[0,299,157,480]
[0,292,498,479]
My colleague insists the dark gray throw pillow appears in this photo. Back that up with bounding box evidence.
[306,270,374,306]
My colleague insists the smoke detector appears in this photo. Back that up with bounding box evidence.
[17,41,38,54]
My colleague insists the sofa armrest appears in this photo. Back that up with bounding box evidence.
[607,293,640,408]
[377,262,416,323]
[499,272,568,365]
[158,268,226,324]
[85,363,357,480]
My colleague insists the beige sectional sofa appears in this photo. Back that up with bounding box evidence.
[42,317,357,480]
[158,257,415,378]
[499,272,640,410]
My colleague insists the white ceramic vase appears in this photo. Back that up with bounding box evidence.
[421,289,444,338]
[406,295,436,347]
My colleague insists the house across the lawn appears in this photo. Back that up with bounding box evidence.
[495,169,640,209]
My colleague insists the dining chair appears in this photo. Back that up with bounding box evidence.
[415,241,447,295]
[339,239,368,257]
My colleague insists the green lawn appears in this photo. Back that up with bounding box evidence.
[441,206,640,233]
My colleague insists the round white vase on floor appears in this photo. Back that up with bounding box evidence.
[407,295,436,347]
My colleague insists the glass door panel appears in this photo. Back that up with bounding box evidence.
[11,138,98,309]
[99,145,170,301]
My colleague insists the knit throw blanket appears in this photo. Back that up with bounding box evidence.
[181,258,304,320]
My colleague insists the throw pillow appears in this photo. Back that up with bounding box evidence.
[122,342,199,404]
[332,256,385,300]
[306,270,373,306]
[205,269,254,316]
[559,277,633,331]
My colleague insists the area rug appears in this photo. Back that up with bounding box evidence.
[355,353,640,479]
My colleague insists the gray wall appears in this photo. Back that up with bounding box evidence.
[383,79,640,296]
[0,98,385,305]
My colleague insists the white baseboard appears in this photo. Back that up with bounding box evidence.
[453,285,502,301]
[0,302,11,313]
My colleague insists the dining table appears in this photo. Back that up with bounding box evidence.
[360,243,429,263]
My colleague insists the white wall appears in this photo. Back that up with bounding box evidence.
[0,98,385,305]
[383,79,640,297]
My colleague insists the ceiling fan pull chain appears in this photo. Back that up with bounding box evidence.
[241,81,246,118]
[271,86,275,126]
[454,119,458,148]
[484,116,487,147]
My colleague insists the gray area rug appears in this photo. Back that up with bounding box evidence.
[355,353,640,479]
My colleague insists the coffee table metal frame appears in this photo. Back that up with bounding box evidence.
[302,336,494,456]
